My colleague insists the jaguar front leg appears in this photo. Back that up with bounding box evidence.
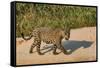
[53,44,59,55]
[59,45,68,54]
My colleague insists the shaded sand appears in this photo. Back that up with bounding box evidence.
[16,27,97,65]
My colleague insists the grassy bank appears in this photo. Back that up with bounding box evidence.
[16,3,97,37]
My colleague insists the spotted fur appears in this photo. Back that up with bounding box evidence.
[21,27,70,55]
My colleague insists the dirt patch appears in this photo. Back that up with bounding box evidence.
[16,27,96,65]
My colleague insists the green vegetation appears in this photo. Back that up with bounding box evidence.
[16,3,97,37]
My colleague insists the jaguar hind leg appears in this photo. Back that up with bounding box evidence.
[37,45,44,55]
[29,43,37,54]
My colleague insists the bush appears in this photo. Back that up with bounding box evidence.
[16,3,97,37]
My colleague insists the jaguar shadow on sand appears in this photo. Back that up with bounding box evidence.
[33,40,93,55]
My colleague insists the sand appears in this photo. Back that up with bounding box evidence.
[16,27,97,65]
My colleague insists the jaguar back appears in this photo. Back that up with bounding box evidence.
[21,27,70,55]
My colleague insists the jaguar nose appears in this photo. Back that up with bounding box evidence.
[65,37,69,40]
